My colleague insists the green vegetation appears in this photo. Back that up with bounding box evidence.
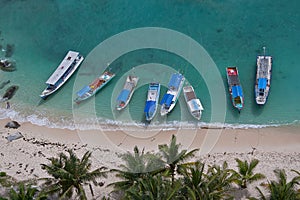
[1,136,300,199]
[40,149,108,200]
[234,158,265,189]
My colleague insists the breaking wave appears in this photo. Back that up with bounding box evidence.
[1,107,298,131]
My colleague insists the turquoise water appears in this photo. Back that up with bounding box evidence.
[0,0,299,129]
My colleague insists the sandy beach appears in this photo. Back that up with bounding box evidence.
[1,118,300,199]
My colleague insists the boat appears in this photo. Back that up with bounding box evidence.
[144,83,160,121]
[40,51,84,99]
[74,71,115,104]
[226,67,244,112]
[0,58,16,72]
[255,47,272,105]
[160,73,185,116]
[183,85,204,120]
[116,75,139,111]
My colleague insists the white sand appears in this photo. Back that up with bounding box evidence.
[1,119,300,199]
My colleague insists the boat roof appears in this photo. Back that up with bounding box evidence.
[188,99,204,112]
[149,83,160,90]
[160,93,174,107]
[168,73,183,89]
[144,101,156,112]
[117,89,130,102]
[258,78,267,89]
[232,85,243,98]
[77,85,90,97]
[46,51,80,85]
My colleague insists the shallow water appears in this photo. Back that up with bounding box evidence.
[0,0,299,130]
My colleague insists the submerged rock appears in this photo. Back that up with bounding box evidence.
[1,85,18,101]
[5,121,21,129]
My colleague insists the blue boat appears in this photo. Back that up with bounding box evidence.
[144,83,160,121]
[226,67,244,112]
[74,71,115,104]
[160,73,185,116]
[255,47,272,105]
[116,75,139,111]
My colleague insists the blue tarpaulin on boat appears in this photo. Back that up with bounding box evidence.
[258,78,267,89]
[160,94,174,107]
[168,74,183,89]
[117,89,130,102]
[232,85,243,98]
[77,86,90,97]
[144,101,156,112]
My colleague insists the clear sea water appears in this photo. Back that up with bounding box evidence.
[0,0,299,130]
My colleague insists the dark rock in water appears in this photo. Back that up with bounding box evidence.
[5,44,15,58]
[0,80,10,89]
[5,121,21,129]
[2,85,18,100]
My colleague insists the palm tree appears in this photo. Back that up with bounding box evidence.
[8,182,42,200]
[205,161,236,199]
[180,161,208,199]
[180,161,235,200]
[234,158,265,189]
[158,135,199,183]
[254,169,300,200]
[125,173,181,200]
[40,149,108,200]
[0,171,16,188]
[110,146,164,192]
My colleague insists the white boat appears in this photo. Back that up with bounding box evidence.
[160,73,185,116]
[144,83,160,121]
[116,75,139,111]
[74,71,115,104]
[183,85,203,120]
[255,47,272,105]
[40,51,84,99]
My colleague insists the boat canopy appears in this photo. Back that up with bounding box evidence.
[144,101,156,112]
[117,89,130,102]
[77,85,91,97]
[160,93,174,107]
[232,85,243,98]
[258,78,267,89]
[46,51,79,85]
[188,99,204,112]
[168,74,183,89]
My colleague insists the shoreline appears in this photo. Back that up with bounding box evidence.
[1,118,300,198]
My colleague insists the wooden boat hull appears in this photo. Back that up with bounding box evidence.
[74,71,115,103]
[183,86,203,120]
[255,55,272,105]
[226,67,244,111]
[40,51,84,99]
